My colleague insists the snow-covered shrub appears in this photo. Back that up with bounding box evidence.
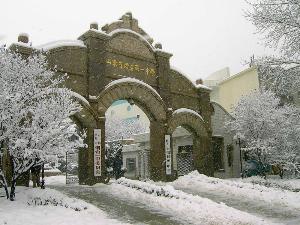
[28,196,87,211]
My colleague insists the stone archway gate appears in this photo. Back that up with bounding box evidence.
[11,13,214,184]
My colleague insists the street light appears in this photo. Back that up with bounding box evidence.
[235,135,243,178]
[41,162,45,189]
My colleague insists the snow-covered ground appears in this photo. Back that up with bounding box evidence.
[2,173,299,225]
[110,178,275,225]
[45,175,66,186]
[234,176,300,192]
[0,186,128,225]
[171,171,300,211]
[170,171,300,224]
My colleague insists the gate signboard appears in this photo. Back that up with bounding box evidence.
[165,135,172,175]
[94,129,101,176]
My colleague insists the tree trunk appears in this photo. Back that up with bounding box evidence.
[0,175,9,199]
[4,184,9,199]
[9,178,16,201]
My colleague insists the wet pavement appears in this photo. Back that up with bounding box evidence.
[50,184,182,225]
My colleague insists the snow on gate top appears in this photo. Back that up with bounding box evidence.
[104,77,163,100]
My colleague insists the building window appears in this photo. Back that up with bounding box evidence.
[212,136,224,171]
[126,158,136,173]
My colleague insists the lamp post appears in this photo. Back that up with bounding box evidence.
[236,135,243,178]
[41,162,45,189]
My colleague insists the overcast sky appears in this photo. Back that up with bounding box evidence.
[1,0,269,81]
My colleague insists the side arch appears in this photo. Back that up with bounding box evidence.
[69,91,98,128]
[68,92,100,185]
[96,77,167,121]
[168,108,207,137]
[167,108,213,176]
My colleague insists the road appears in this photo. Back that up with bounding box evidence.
[50,181,300,225]
[51,184,182,225]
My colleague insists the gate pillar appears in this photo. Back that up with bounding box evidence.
[78,116,106,185]
[149,121,167,181]
[193,134,214,176]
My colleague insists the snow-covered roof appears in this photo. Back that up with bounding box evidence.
[218,66,257,85]
[105,77,162,100]
[37,40,86,51]
[122,144,139,152]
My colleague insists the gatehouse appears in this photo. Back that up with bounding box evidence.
[10,13,215,184]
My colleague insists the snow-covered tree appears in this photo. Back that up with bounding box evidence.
[272,105,300,175]
[226,90,300,176]
[105,115,147,141]
[245,0,300,101]
[0,48,84,200]
[105,141,123,179]
[105,114,147,178]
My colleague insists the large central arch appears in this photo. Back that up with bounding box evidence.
[97,78,167,121]
[94,78,168,180]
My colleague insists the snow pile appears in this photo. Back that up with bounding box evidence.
[113,178,273,225]
[238,176,300,192]
[172,171,300,212]
[0,187,127,225]
[45,175,66,186]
